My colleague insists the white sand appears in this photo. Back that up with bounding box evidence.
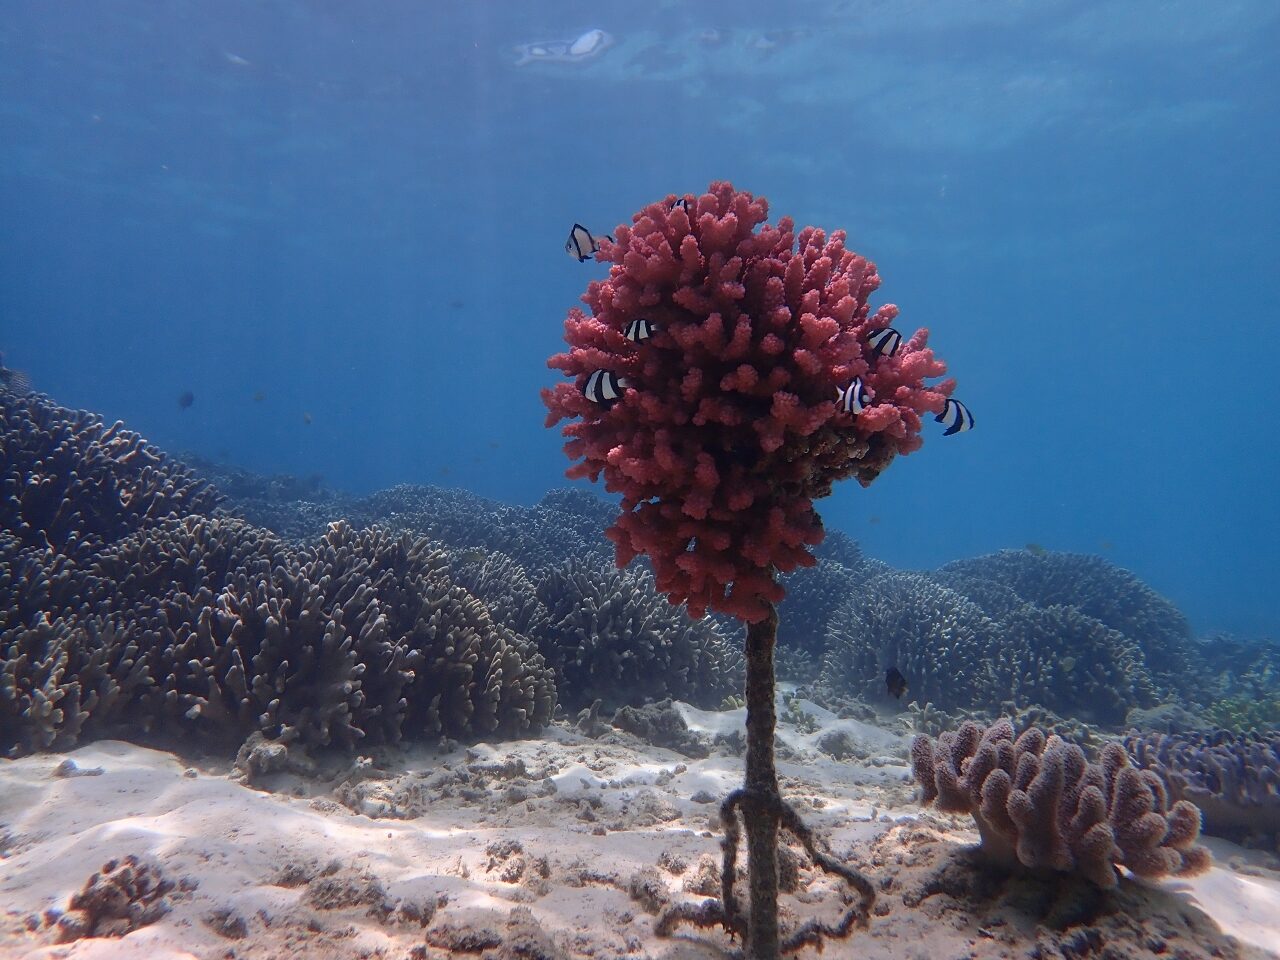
[1,701,1277,960]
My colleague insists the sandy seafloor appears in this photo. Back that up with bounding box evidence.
[2,699,1278,960]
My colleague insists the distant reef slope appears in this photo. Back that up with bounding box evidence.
[4,388,1273,768]
[1,391,739,758]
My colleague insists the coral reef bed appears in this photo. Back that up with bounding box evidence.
[1,391,221,561]
[819,558,1187,722]
[2,702,1277,960]
[184,445,1260,738]
[1126,729,1280,844]
[3,398,747,758]
[2,515,557,755]
[938,550,1195,691]
[205,463,1218,728]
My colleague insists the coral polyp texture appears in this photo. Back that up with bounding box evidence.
[543,182,952,620]
[911,719,1210,889]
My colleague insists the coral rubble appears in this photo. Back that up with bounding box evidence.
[53,855,177,942]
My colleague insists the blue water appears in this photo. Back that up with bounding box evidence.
[2,1,1277,639]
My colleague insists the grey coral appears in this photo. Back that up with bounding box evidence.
[1,515,556,755]
[821,568,1162,722]
[821,570,1003,710]
[1126,728,1280,841]
[535,559,744,712]
[912,719,1211,888]
[939,550,1194,689]
[1,390,221,560]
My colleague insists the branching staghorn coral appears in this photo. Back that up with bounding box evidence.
[939,550,1194,689]
[535,559,744,711]
[912,719,1210,888]
[1,391,221,559]
[1,516,556,756]
[821,570,1003,709]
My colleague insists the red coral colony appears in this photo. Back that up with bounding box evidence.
[543,182,952,622]
[544,182,959,959]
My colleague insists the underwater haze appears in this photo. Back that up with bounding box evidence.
[2,0,1278,639]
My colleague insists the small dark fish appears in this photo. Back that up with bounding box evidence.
[865,327,902,359]
[178,390,195,409]
[302,411,313,425]
[624,318,655,342]
[885,667,908,700]
[583,369,629,405]
[935,397,974,436]
[565,223,613,262]
[252,390,266,402]
[1025,542,1048,557]
[837,376,870,415]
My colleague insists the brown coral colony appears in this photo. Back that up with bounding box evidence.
[912,718,1211,888]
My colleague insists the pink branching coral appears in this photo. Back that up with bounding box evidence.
[912,720,1212,889]
[542,182,952,621]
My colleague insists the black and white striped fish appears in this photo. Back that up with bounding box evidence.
[866,327,902,359]
[583,370,630,405]
[935,398,974,436]
[565,223,613,262]
[624,318,655,342]
[672,198,691,214]
[837,377,871,415]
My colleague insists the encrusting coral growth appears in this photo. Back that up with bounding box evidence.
[912,719,1211,889]
[544,182,957,958]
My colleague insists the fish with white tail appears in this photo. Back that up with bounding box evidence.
[565,223,613,262]
[935,398,974,435]
[837,377,871,415]
[583,370,629,406]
